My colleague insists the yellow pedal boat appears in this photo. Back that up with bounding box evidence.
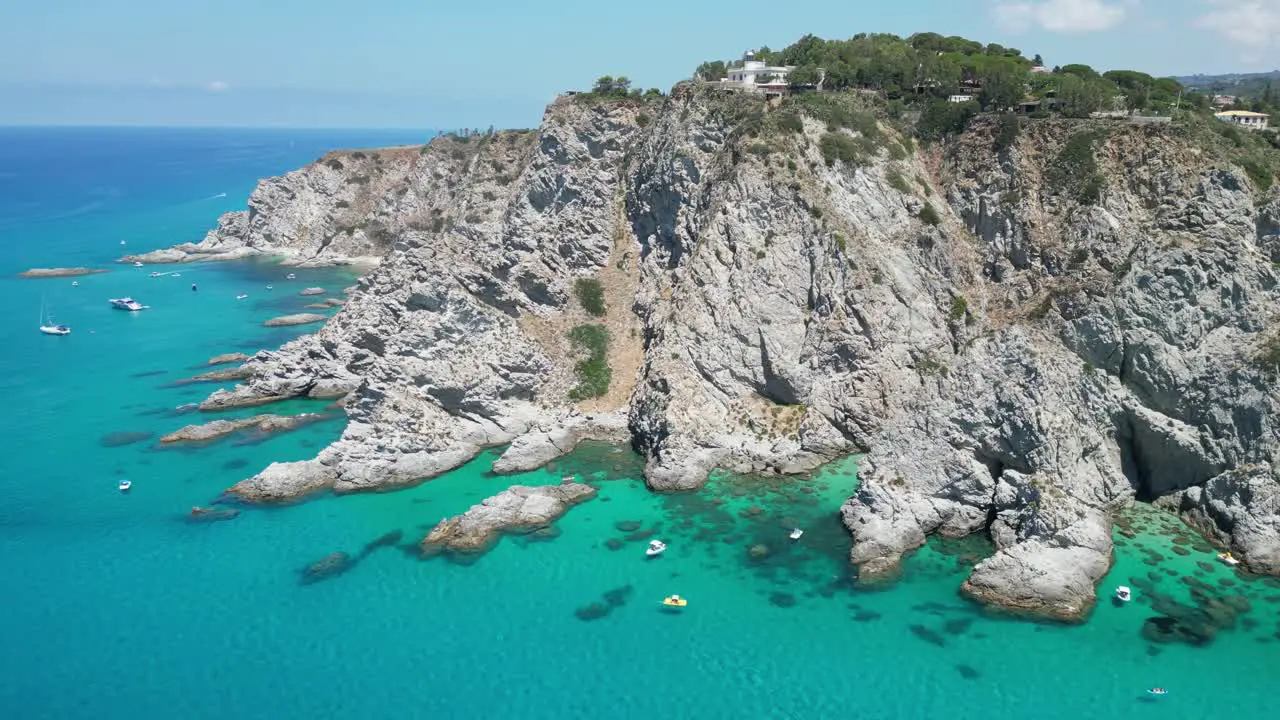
[662,594,688,608]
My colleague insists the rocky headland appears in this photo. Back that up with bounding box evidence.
[145,83,1280,620]
[420,481,597,555]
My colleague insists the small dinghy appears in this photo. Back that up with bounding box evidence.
[286,273,297,280]
[71,281,79,287]
[1147,688,1168,697]
[661,594,687,608]
[1218,552,1241,567]
[265,285,273,291]
[133,261,143,267]
[790,528,804,541]
[118,480,132,493]
[646,540,667,558]
[235,294,248,300]
[1115,586,1131,603]
[149,272,160,278]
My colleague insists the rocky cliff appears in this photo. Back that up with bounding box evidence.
[162,86,1280,620]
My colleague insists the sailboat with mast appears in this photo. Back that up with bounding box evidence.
[39,297,71,336]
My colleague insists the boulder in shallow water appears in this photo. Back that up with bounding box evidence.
[160,413,324,444]
[420,482,596,556]
[18,267,107,278]
[298,287,326,296]
[207,352,251,366]
[263,313,327,327]
[228,459,338,503]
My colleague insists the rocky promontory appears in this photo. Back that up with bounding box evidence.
[156,82,1280,620]
[420,481,596,555]
[18,267,108,278]
[263,313,326,327]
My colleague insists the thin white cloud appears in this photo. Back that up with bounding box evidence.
[207,80,230,93]
[1195,0,1280,63]
[991,0,1129,32]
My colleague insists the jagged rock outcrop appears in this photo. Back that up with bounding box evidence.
[420,481,596,554]
[159,88,1280,619]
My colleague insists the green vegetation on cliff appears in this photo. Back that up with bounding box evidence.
[573,278,607,317]
[1047,130,1106,205]
[567,324,611,399]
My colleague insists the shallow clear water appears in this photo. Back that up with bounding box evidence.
[1,128,1278,719]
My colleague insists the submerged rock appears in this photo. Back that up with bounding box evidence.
[186,506,240,523]
[420,481,596,556]
[299,287,326,296]
[99,431,155,448]
[299,551,354,585]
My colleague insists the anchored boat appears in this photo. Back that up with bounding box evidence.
[109,297,148,311]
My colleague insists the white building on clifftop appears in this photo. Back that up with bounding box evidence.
[723,51,795,90]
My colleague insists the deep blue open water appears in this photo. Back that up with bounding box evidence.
[1,127,1277,719]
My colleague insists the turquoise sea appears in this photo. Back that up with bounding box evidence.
[1,126,1277,719]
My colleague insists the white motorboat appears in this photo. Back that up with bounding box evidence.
[265,285,273,291]
[1218,552,1241,567]
[118,479,132,493]
[133,261,143,267]
[109,297,147,311]
[38,298,70,335]
[789,528,804,541]
[646,540,667,557]
[1115,586,1131,603]
[71,281,79,286]
[235,294,248,300]
[149,272,161,278]
[172,273,181,278]
[286,273,297,280]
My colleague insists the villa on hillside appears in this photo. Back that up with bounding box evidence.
[718,51,797,97]
[1215,110,1270,130]
[1212,94,1239,108]
[948,94,975,103]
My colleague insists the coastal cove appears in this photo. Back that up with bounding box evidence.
[2,121,1279,720]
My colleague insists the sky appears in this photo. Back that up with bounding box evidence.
[1,0,1278,129]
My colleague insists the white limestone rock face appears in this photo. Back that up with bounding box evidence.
[178,94,1280,618]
